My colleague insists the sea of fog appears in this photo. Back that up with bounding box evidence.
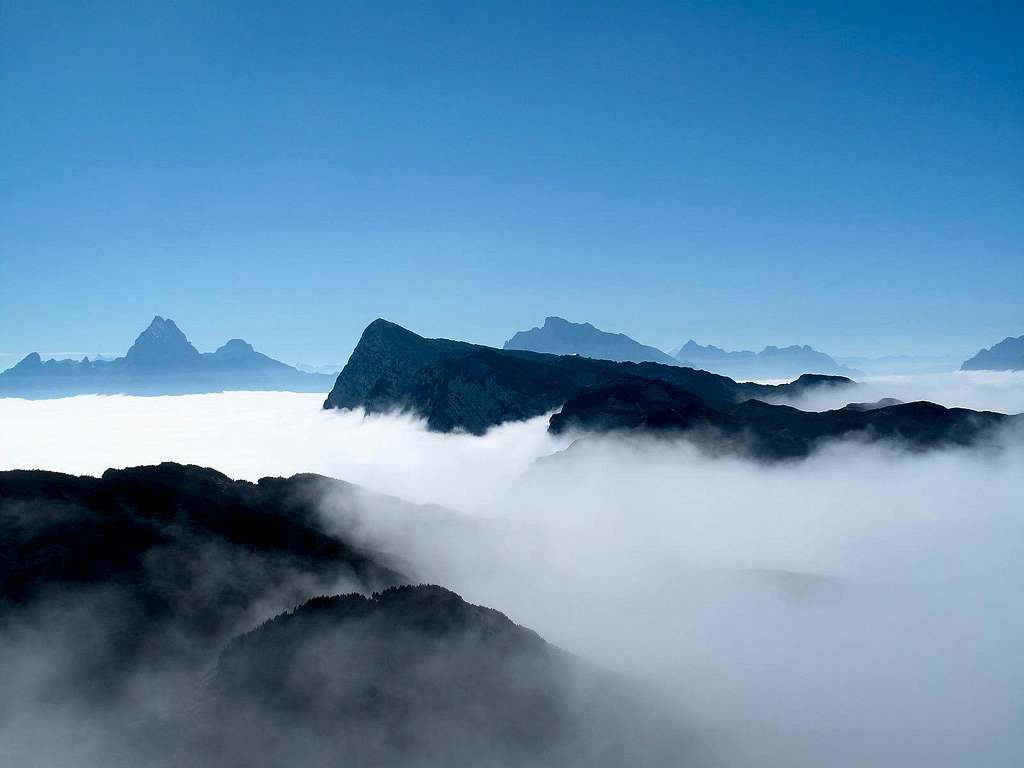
[2,371,1023,767]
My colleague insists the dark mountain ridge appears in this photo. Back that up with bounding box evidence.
[197,584,698,768]
[0,463,402,700]
[0,316,335,398]
[503,316,681,365]
[324,318,851,435]
[1,468,703,767]
[549,376,1016,459]
[325,320,1015,459]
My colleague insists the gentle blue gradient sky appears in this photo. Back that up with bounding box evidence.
[2,0,1021,365]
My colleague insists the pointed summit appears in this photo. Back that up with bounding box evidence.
[12,352,43,370]
[124,316,200,367]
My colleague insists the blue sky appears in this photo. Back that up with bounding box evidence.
[2,0,1021,365]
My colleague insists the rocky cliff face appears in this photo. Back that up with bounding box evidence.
[324,319,853,435]
[324,320,1016,458]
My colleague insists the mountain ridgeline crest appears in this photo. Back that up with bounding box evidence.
[324,319,1018,459]
[323,319,848,437]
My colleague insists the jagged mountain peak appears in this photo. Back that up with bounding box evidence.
[13,352,43,369]
[125,315,200,366]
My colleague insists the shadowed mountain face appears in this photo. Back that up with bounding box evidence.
[193,585,699,768]
[324,319,852,435]
[504,316,681,365]
[674,340,860,380]
[0,316,335,398]
[320,320,1013,458]
[961,335,1024,371]
[0,463,401,702]
[549,377,1016,459]
[0,468,703,768]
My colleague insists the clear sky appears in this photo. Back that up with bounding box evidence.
[2,0,1021,365]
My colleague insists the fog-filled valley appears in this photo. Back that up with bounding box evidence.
[2,372,1022,766]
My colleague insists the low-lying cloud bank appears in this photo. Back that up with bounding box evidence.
[1,377,1022,766]
[0,392,565,510]
[773,370,1024,414]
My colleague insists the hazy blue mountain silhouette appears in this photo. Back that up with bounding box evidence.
[324,319,851,435]
[674,339,860,380]
[961,335,1024,371]
[0,316,335,397]
[504,316,681,365]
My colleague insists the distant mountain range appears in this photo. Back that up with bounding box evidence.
[501,316,858,379]
[672,340,861,380]
[0,316,336,398]
[324,319,1017,460]
[961,335,1024,371]
[504,316,679,364]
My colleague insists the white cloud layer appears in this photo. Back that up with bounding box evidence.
[775,370,1024,413]
[1,375,1022,766]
